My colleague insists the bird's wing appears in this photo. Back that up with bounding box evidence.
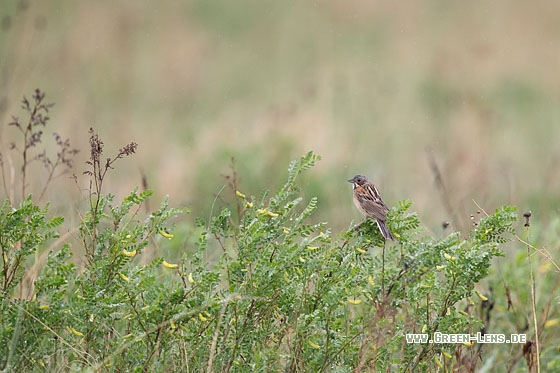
[355,184,389,222]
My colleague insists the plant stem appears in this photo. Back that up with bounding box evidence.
[526,227,540,373]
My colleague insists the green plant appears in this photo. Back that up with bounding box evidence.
[0,195,64,369]
[180,151,516,372]
[0,136,549,371]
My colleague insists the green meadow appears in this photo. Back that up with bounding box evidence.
[1,1,559,371]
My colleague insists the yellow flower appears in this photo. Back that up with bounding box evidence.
[159,230,174,239]
[444,253,456,261]
[348,298,362,305]
[475,290,488,301]
[257,208,278,217]
[545,319,559,327]
[67,327,84,337]
[198,313,208,322]
[308,340,321,349]
[235,190,246,199]
[188,272,195,284]
[122,249,137,257]
[163,260,178,269]
[118,273,130,283]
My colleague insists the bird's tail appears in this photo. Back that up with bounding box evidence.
[376,220,395,241]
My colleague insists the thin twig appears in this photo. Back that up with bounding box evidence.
[513,235,560,273]
[426,147,462,231]
[206,302,228,373]
[524,226,540,373]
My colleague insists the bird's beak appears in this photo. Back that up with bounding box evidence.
[347,178,354,183]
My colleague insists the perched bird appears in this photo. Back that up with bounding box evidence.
[348,174,394,241]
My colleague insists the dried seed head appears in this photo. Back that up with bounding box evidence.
[523,211,532,227]
[119,142,138,157]
[88,127,104,162]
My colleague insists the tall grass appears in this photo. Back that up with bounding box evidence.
[2,1,560,370]
[1,94,559,370]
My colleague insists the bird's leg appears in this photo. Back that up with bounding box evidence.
[353,218,368,231]
[381,240,386,297]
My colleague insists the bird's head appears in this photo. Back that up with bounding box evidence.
[348,174,369,187]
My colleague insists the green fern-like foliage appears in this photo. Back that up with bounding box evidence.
[0,152,529,372]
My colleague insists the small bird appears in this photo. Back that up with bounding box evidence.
[348,174,394,241]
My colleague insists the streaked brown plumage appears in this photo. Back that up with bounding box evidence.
[348,174,394,241]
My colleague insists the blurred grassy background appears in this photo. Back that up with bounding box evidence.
[1,0,560,232]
